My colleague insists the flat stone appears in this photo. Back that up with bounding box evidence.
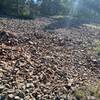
[28,41,34,45]
[0,85,5,92]
[87,96,96,100]
[0,63,4,67]
[7,89,15,93]
[25,89,30,94]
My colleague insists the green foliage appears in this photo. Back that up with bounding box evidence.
[0,0,100,18]
[74,89,86,99]
[40,0,64,16]
[88,82,100,98]
[19,6,31,18]
[94,40,100,56]
[74,82,100,99]
[0,0,32,18]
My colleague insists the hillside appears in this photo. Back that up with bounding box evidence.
[0,17,100,100]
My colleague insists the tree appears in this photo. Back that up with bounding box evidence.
[0,0,100,18]
[0,0,32,18]
[40,0,64,16]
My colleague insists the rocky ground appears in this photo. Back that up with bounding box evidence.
[0,17,100,100]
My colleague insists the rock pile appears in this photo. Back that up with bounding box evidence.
[0,30,18,46]
[0,17,100,100]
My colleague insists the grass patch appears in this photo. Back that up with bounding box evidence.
[94,40,100,57]
[83,24,100,29]
[74,89,86,100]
[74,82,100,99]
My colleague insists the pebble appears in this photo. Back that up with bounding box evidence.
[7,89,15,94]
[16,90,25,98]
[8,94,14,99]
[0,63,4,67]
[87,96,96,100]
[26,83,34,88]
[5,84,11,88]
[0,85,4,92]
[28,41,34,45]
[68,79,74,87]
[25,89,30,94]
[14,96,20,100]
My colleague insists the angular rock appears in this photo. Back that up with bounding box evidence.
[0,85,5,92]
[8,94,14,100]
[26,83,34,88]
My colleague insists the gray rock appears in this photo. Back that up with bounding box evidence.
[0,63,4,67]
[25,89,30,94]
[20,98,24,100]
[26,83,34,88]
[16,90,25,98]
[8,94,14,100]
[14,96,20,100]
[7,89,15,94]
[87,96,96,100]
[0,85,5,92]
[28,41,34,45]
[5,84,11,88]
[68,79,74,87]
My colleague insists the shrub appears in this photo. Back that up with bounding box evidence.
[94,40,100,56]
[74,89,86,99]
[19,7,31,18]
